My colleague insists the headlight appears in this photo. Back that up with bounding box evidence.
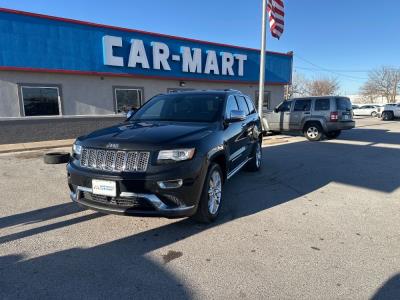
[157,148,195,162]
[72,143,82,156]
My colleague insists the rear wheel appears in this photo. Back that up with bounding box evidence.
[382,111,394,121]
[193,163,223,223]
[304,123,323,141]
[246,141,262,172]
[326,130,341,139]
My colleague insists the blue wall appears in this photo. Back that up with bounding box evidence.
[0,9,292,84]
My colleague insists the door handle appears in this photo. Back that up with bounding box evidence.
[304,112,311,115]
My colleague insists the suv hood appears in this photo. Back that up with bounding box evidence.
[78,121,214,150]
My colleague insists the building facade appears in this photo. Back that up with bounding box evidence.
[0,8,293,144]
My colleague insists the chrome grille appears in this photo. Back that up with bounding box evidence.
[80,148,150,172]
[115,151,126,171]
[125,152,138,171]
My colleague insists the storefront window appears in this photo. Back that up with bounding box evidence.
[21,86,61,117]
[255,91,271,109]
[114,88,143,114]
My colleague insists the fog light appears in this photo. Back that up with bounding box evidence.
[157,179,183,189]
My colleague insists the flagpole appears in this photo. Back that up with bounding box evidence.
[258,0,268,120]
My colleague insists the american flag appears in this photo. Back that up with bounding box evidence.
[267,0,285,39]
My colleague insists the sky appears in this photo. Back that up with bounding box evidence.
[0,0,399,95]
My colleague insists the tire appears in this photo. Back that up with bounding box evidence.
[326,130,341,139]
[382,111,394,121]
[44,152,70,164]
[246,141,262,172]
[304,123,323,141]
[371,111,377,117]
[193,163,223,223]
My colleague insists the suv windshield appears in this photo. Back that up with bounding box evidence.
[336,97,352,111]
[131,93,225,122]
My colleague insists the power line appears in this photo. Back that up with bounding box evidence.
[294,54,369,81]
[295,66,370,73]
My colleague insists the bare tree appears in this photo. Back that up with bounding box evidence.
[286,73,308,98]
[360,66,400,103]
[306,77,340,96]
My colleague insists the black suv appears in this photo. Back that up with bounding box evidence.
[67,90,262,223]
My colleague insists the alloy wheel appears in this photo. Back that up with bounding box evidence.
[208,170,222,215]
[307,127,319,139]
[256,143,262,168]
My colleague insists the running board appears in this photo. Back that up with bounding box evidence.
[227,157,251,180]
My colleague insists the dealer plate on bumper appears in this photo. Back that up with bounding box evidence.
[92,179,117,197]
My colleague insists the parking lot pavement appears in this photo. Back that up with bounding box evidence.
[1,118,400,299]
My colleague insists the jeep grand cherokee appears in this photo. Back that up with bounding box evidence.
[67,90,262,223]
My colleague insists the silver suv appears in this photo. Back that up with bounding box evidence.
[263,96,355,141]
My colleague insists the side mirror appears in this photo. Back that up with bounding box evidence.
[227,110,246,123]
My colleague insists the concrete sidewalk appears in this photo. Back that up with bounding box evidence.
[0,139,75,154]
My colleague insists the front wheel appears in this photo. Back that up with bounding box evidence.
[326,130,341,139]
[193,163,223,223]
[246,141,262,172]
[371,111,377,117]
[304,123,323,141]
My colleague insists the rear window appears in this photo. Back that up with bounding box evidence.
[314,98,330,111]
[336,97,352,110]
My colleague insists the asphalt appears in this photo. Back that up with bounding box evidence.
[0,117,399,299]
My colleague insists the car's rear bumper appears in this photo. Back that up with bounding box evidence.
[326,121,355,132]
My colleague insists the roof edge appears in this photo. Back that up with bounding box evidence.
[0,7,293,57]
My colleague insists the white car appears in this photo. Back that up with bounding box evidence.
[353,105,379,117]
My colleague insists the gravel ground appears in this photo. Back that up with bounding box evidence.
[0,117,399,299]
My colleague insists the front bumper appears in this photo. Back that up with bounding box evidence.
[67,158,206,218]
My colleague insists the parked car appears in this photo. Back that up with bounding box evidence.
[67,90,262,223]
[353,105,379,117]
[263,96,355,141]
[381,103,400,120]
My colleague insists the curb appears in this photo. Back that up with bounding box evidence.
[0,139,74,154]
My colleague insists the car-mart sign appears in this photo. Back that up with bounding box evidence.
[103,35,248,77]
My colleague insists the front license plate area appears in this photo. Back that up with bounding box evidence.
[92,179,117,197]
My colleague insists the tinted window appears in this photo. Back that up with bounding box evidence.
[115,88,142,113]
[132,93,224,122]
[314,98,330,111]
[236,96,250,115]
[21,86,60,116]
[255,91,271,109]
[277,101,292,112]
[245,97,256,114]
[225,96,239,117]
[293,99,311,111]
[336,97,352,110]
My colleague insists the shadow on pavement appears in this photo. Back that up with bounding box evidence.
[0,203,84,229]
[371,274,400,300]
[339,127,400,145]
[1,126,400,298]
